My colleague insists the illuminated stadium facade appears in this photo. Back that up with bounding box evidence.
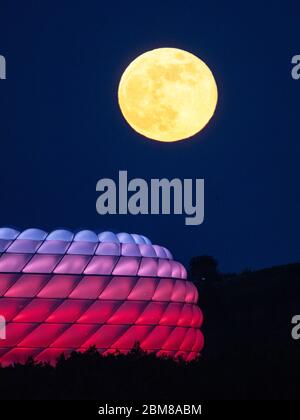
[0,228,203,366]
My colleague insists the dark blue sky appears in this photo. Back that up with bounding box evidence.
[0,0,299,272]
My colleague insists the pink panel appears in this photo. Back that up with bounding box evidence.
[186,351,198,362]
[137,258,158,276]
[69,275,109,299]
[0,298,29,321]
[177,304,193,327]
[18,324,69,347]
[121,243,141,257]
[81,324,129,348]
[22,254,62,273]
[77,301,121,324]
[5,274,50,298]
[0,323,36,347]
[162,327,187,351]
[157,259,172,277]
[84,256,118,275]
[185,281,197,303]
[0,253,32,272]
[139,244,156,258]
[159,303,183,326]
[37,240,70,254]
[0,273,19,296]
[50,324,98,348]
[35,348,73,365]
[171,261,183,279]
[112,257,140,276]
[191,305,203,328]
[6,240,42,254]
[152,278,174,301]
[127,277,157,300]
[141,326,173,350]
[179,328,196,351]
[135,302,167,325]
[37,275,79,298]
[112,325,153,349]
[99,276,136,300]
[0,348,41,366]
[107,301,147,325]
[95,242,120,256]
[45,300,91,323]
[54,255,91,274]
[171,280,186,302]
[180,264,187,279]
[13,299,61,323]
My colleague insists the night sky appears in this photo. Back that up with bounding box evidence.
[0,0,299,272]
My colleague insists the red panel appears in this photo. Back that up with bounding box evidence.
[191,305,203,328]
[13,299,61,323]
[127,277,157,300]
[50,324,98,348]
[81,324,129,349]
[162,327,187,351]
[137,258,158,277]
[0,323,36,347]
[0,348,41,366]
[0,298,29,321]
[179,328,196,352]
[135,302,167,325]
[35,348,73,365]
[5,274,50,298]
[141,326,173,350]
[112,257,140,276]
[54,255,91,274]
[45,300,91,323]
[77,301,121,324]
[159,303,183,326]
[37,275,79,298]
[112,325,153,349]
[107,301,147,325]
[171,280,186,302]
[69,276,109,299]
[17,324,69,348]
[177,304,193,327]
[192,329,204,352]
[84,256,118,275]
[99,276,136,300]
[22,254,62,273]
[0,273,19,296]
[152,278,174,301]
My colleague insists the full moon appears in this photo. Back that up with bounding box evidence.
[118,48,218,142]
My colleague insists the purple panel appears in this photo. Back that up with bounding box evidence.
[131,234,147,244]
[170,261,182,278]
[0,254,32,272]
[163,247,173,260]
[180,264,187,279]
[84,256,118,275]
[117,233,135,244]
[37,240,70,254]
[54,255,91,274]
[137,258,158,277]
[95,242,120,256]
[46,230,74,241]
[157,259,172,277]
[22,254,62,273]
[6,240,42,254]
[112,256,140,276]
[0,228,19,240]
[0,239,12,252]
[139,244,157,258]
[18,229,47,240]
[98,231,119,243]
[67,241,97,255]
[121,243,141,257]
[153,245,167,259]
[74,230,98,242]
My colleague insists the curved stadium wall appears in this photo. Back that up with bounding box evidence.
[0,228,203,366]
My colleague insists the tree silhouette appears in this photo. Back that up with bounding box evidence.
[189,255,220,283]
